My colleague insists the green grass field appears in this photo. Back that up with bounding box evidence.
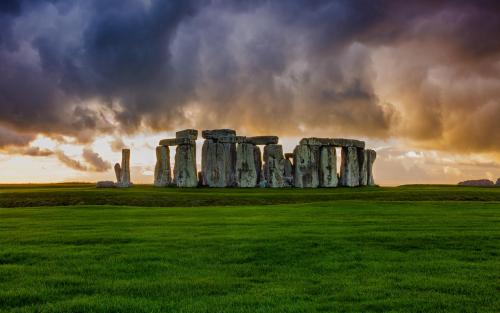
[1,185,499,312]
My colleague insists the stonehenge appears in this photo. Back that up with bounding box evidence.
[101,129,378,189]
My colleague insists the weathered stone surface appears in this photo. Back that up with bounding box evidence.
[159,138,195,146]
[174,144,197,187]
[263,144,285,188]
[117,149,131,187]
[236,143,259,187]
[339,147,359,187]
[114,163,121,182]
[497,178,500,186]
[366,149,377,186]
[283,158,294,187]
[217,136,245,144]
[458,179,494,187]
[245,136,279,145]
[176,129,198,140]
[202,129,236,139]
[254,146,262,185]
[319,146,338,187]
[284,153,294,159]
[154,146,171,187]
[293,144,319,188]
[201,139,237,187]
[358,149,368,186]
[96,181,116,188]
[299,137,365,148]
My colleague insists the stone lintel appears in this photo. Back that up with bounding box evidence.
[202,129,236,139]
[299,137,365,148]
[245,136,279,145]
[176,129,198,140]
[284,153,294,159]
[217,136,246,143]
[159,138,195,146]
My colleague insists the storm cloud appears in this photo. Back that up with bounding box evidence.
[0,0,499,155]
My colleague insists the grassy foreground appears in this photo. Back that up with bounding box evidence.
[0,185,499,312]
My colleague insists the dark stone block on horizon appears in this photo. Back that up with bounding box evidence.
[299,137,365,148]
[202,129,236,139]
[96,181,116,188]
[245,136,279,145]
[176,129,198,140]
[458,179,494,187]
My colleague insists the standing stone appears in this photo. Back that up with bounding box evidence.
[117,149,131,187]
[154,146,171,187]
[114,163,121,183]
[339,147,359,187]
[236,143,258,187]
[174,143,197,187]
[263,144,285,188]
[201,139,237,187]
[283,158,294,187]
[319,146,338,187]
[293,144,319,188]
[254,146,262,185]
[366,149,377,186]
[358,148,368,186]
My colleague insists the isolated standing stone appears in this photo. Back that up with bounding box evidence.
[236,143,259,187]
[174,144,197,187]
[319,146,338,187]
[263,144,285,188]
[154,146,171,187]
[114,163,121,183]
[340,147,359,187]
[366,149,377,186]
[293,144,319,188]
[358,148,368,186]
[117,149,131,187]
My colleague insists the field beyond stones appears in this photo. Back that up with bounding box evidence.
[0,185,499,312]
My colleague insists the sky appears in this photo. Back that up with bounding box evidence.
[0,0,499,185]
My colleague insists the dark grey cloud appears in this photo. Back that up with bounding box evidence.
[82,148,111,172]
[0,0,499,154]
